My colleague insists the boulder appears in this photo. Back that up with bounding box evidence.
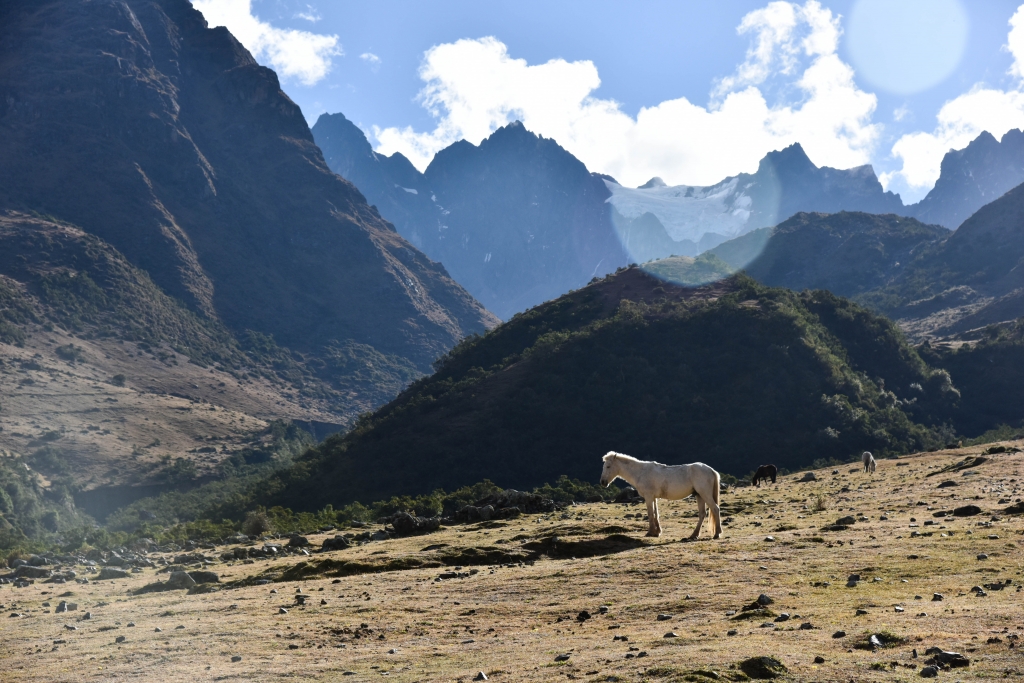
[388,512,441,536]
[953,505,982,517]
[739,656,788,679]
[13,565,51,579]
[166,571,196,590]
[96,567,129,581]
[798,472,817,482]
[286,535,309,548]
[321,536,351,551]
[187,571,219,584]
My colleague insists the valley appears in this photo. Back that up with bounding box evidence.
[2,445,1023,682]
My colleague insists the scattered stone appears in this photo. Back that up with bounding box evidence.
[895,606,905,613]
[554,653,571,662]
[920,665,939,677]
[95,568,128,581]
[287,535,309,547]
[154,627,162,632]
[932,593,944,601]
[657,613,673,621]
[321,536,351,552]
[814,656,825,664]
[474,673,488,681]
[799,472,817,482]
[664,632,678,638]
[115,635,126,643]
[774,613,790,622]
[231,655,242,662]
[856,609,868,616]
[727,629,738,636]
[279,608,288,614]
[953,505,982,517]
[836,516,856,525]
[127,622,135,627]
[833,631,846,638]
[188,570,219,584]
[576,610,591,622]
[799,622,813,630]
[739,656,787,679]
[937,480,959,488]
[977,553,989,560]
[756,594,773,606]
[926,649,970,668]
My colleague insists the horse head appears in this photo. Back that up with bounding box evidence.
[600,451,620,487]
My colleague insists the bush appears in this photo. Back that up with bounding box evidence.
[242,509,273,536]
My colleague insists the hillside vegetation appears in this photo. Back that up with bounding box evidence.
[249,268,961,511]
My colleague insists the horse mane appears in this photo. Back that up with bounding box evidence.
[603,450,637,463]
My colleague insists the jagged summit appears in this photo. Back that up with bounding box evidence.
[638,177,667,189]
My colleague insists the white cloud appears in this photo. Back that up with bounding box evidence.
[295,5,321,23]
[360,52,381,72]
[893,105,910,122]
[192,0,341,86]
[882,5,1024,195]
[372,1,880,187]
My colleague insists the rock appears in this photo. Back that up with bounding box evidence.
[850,573,864,583]
[599,606,609,614]
[836,516,857,525]
[554,653,571,662]
[371,530,390,542]
[287,535,309,547]
[576,610,591,622]
[664,632,678,638]
[832,631,846,638]
[895,606,905,613]
[977,553,989,560]
[231,655,242,662]
[798,472,817,482]
[387,511,442,536]
[757,594,773,606]
[932,593,944,601]
[813,656,825,663]
[187,571,219,584]
[614,486,642,503]
[799,622,813,630]
[657,614,673,621]
[321,536,351,552]
[937,480,959,488]
[278,608,288,614]
[739,656,788,679]
[846,579,859,588]
[83,612,91,620]
[856,609,869,616]
[474,673,488,681]
[96,568,128,581]
[166,572,196,590]
[127,622,135,627]
[774,613,790,622]
[727,629,738,636]
[920,665,939,677]
[115,635,126,643]
[13,566,51,579]
[764,536,775,542]
[869,634,882,648]
[929,650,970,667]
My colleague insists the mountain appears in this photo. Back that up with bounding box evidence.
[909,129,1024,229]
[256,269,959,509]
[703,180,1024,340]
[0,0,497,518]
[605,144,905,246]
[0,0,495,373]
[864,180,1024,338]
[314,115,631,320]
[739,212,948,298]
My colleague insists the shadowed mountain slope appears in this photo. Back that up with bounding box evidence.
[256,269,960,509]
[0,1,495,375]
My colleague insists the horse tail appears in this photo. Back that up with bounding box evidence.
[713,470,721,506]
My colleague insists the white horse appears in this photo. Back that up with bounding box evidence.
[599,451,723,540]
[862,451,876,473]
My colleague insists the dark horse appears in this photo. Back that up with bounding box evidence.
[752,464,778,486]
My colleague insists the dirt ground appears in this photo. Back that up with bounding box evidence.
[2,444,1024,682]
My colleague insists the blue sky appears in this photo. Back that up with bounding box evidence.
[193,0,1024,203]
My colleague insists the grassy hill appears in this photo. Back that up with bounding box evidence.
[251,267,960,511]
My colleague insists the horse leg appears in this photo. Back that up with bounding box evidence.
[709,496,723,539]
[645,499,660,537]
[689,494,706,540]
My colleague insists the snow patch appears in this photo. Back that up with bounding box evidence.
[604,178,753,243]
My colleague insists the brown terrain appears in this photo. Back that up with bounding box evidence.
[2,444,1023,681]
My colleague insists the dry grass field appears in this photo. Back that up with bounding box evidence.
[3,444,1024,682]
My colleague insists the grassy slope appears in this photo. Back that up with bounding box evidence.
[255,268,957,511]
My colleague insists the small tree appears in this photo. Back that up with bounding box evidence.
[242,509,273,536]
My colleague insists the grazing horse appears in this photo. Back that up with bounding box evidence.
[862,451,876,473]
[752,464,777,486]
[599,451,722,540]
